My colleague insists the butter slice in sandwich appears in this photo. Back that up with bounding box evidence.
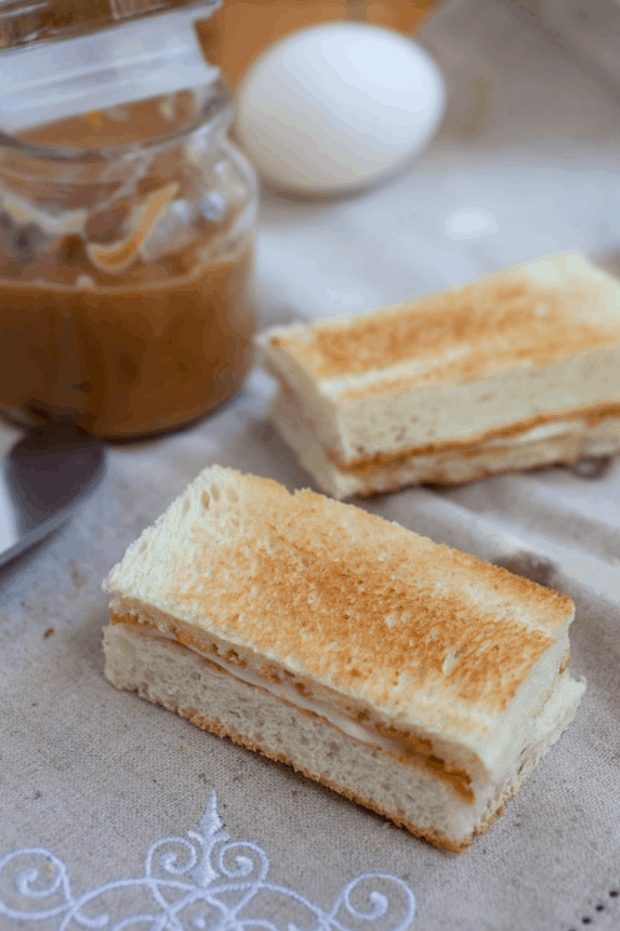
[102,465,585,852]
[259,252,620,498]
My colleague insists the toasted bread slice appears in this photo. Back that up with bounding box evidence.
[102,465,584,851]
[259,252,620,496]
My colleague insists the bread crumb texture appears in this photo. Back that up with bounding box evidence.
[269,257,620,391]
[162,468,573,724]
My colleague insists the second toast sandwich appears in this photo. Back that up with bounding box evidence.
[260,252,620,497]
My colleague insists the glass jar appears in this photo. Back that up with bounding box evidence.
[0,77,258,439]
[197,0,440,85]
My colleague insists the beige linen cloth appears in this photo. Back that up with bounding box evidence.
[1,1,620,928]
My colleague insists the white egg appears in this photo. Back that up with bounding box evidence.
[235,22,446,196]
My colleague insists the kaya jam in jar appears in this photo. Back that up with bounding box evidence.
[0,3,258,438]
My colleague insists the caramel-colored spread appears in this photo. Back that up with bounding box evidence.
[111,610,474,801]
[0,242,254,437]
[323,403,620,473]
[0,99,255,438]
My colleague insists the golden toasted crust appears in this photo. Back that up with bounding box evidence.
[268,263,620,391]
[164,472,572,722]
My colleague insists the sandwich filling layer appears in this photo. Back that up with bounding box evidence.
[326,405,620,472]
[104,618,584,851]
[270,384,620,496]
[108,592,573,796]
[109,611,476,800]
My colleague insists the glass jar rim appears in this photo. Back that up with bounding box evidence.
[0,78,232,166]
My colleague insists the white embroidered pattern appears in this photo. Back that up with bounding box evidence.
[0,792,416,930]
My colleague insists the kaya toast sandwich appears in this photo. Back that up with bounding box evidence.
[259,252,620,498]
[103,465,585,852]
